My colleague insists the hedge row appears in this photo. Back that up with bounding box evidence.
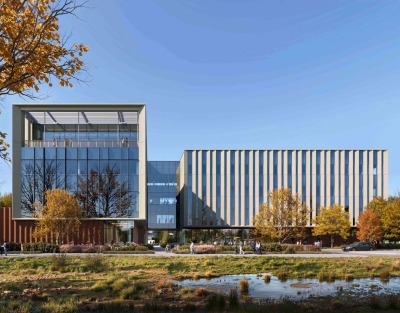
[113,244,153,251]
[60,244,111,253]
[103,251,155,254]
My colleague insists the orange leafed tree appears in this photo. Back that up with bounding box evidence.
[0,0,89,161]
[253,187,309,243]
[356,209,383,244]
[33,189,82,244]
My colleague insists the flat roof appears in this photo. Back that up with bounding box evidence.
[14,103,145,125]
[26,111,138,125]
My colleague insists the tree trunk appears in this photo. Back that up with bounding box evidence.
[330,234,334,248]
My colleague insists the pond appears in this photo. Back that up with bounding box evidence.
[177,274,400,300]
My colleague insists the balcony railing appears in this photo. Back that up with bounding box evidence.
[24,139,138,148]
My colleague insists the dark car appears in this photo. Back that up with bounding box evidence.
[342,242,376,251]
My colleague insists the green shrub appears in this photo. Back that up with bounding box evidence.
[41,300,78,313]
[135,246,149,251]
[23,242,59,253]
[104,250,154,254]
[112,278,129,292]
[2,300,33,313]
[262,243,283,252]
[92,300,135,312]
[83,254,108,273]
[114,245,150,252]
[119,286,136,300]
[317,270,329,282]
[50,253,68,272]
[284,247,296,254]
[90,281,109,292]
[2,282,22,292]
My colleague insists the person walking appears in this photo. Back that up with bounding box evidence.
[190,241,195,254]
[3,241,7,256]
[255,241,261,254]
[239,240,244,255]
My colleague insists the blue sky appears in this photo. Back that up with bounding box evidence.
[1,0,400,194]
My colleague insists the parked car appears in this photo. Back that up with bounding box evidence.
[342,242,376,251]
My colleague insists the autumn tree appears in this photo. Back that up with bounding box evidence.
[312,204,351,248]
[356,209,383,244]
[365,197,387,216]
[33,189,81,244]
[0,0,89,161]
[0,131,10,162]
[253,187,309,243]
[0,192,12,207]
[381,198,400,242]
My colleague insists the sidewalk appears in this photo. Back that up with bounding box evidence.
[1,247,399,258]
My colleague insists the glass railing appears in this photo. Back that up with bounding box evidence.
[24,140,138,148]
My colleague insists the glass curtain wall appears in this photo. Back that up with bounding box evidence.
[147,161,179,229]
[21,110,140,218]
[21,147,139,218]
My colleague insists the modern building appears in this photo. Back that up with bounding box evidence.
[2,103,388,245]
[177,150,388,231]
[12,103,147,243]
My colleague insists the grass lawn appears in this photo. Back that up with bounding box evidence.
[0,255,399,312]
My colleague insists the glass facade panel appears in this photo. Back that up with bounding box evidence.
[147,161,179,229]
[77,148,87,159]
[66,148,78,159]
[99,148,108,159]
[21,147,35,159]
[45,148,56,159]
[20,146,140,218]
[88,148,99,159]
[57,148,65,159]
[109,148,121,159]
[36,148,44,159]
[273,151,278,189]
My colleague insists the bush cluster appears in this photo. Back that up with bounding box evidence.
[194,245,221,254]
[262,243,283,252]
[23,242,59,253]
[280,244,321,252]
[59,244,111,253]
[114,245,150,252]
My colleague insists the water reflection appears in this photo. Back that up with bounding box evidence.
[177,274,400,300]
